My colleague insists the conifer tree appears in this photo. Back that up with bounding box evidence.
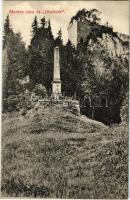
[41,17,46,28]
[60,40,77,96]
[47,19,53,39]
[3,15,13,48]
[3,16,28,100]
[29,16,54,93]
[55,29,63,47]
[32,16,38,36]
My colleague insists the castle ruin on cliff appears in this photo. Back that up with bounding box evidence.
[68,11,104,47]
[68,10,129,50]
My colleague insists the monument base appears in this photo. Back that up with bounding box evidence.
[52,80,61,95]
[37,97,80,114]
[51,93,63,100]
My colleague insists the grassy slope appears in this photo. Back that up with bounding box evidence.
[1,106,128,198]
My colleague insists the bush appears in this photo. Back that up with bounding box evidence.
[34,84,47,98]
[120,93,128,123]
[16,91,32,111]
[2,89,42,113]
[63,102,80,115]
[6,95,19,112]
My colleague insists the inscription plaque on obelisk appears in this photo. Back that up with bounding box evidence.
[52,46,61,97]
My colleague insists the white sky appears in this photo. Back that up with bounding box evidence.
[3,1,129,46]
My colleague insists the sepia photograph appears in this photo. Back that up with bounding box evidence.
[1,0,129,199]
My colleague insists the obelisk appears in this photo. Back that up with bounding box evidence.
[52,46,61,98]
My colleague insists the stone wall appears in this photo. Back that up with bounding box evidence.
[68,19,101,46]
[37,98,80,114]
[77,20,91,43]
[78,20,101,43]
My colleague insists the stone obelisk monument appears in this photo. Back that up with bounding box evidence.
[52,46,62,99]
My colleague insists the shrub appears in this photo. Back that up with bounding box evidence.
[34,84,47,98]
[68,103,80,115]
[6,95,19,112]
[120,93,128,123]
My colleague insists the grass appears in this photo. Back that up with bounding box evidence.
[1,106,128,198]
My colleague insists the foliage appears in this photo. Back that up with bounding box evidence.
[120,92,128,123]
[59,27,128,124]
[60,40,78,97]
[3,16,28,99]
[32,16,38,36]
[55,29,63,47]
[34,84,47,98]
[70,8,101,24]
[74,39,128,124]
[28,16,54,92]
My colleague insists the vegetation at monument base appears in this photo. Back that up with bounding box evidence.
[2,106,128,198]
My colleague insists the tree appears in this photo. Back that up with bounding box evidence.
[3,15,13,48]
[80,41,128,123]
[70,8,101,24]
[3,16,28,99]
[32,16,38,36]
[29,16,54,93]
[47,19,53,39]
[5,32,28,96]
[89,9,101,24]
[55,29,63,47]
[41,17,46,28]
[4,15,11,33]
[60,40,78,97]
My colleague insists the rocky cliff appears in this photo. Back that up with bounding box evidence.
[69,9,129,58]
[89,33,129,57]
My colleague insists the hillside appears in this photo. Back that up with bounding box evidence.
[1,106,128,198]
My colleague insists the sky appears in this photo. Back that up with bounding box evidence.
[3,1,129,46]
